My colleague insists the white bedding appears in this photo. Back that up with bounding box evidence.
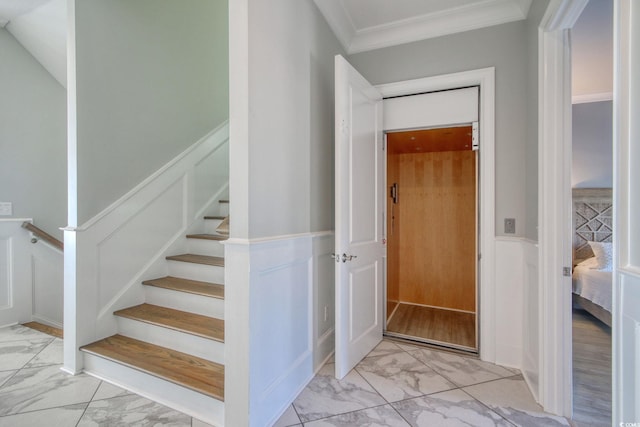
[572,257,612,312]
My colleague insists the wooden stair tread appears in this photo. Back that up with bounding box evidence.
[186,233,228,241]
[81,334,224,400]
[204,215,226,220]
[166,254,224,266]
[219,200,229,204]
[114,304,224,342]
[142,277,224,299]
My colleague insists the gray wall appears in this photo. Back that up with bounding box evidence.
[572,0,613,98]
[348,21,534,237]
[245,0,344,238]
[572,101,613,188]
[0,29,67,238]
[74,0,229,224]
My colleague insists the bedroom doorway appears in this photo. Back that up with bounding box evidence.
[568,0,613,424]
[385,125,478,352]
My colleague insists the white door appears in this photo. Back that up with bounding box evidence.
[334,55,384,379]
[613,0,640,422]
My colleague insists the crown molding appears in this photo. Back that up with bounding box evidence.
[313,0,356,53]
[314,0,532,54]
[540,0,588,31]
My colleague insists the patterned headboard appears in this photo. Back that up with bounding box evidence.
[573,188,613,262]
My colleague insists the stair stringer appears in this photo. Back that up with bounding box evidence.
[92,183,229,341]
[67,121,228,373]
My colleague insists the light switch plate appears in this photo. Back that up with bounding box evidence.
[504,218,515,234]
[0,202,12,216]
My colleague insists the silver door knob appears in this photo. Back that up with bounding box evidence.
[341,253,357,263]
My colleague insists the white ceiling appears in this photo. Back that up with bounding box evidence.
[0,0,49,27]
[313,0,532,53]
[0,0,612,100]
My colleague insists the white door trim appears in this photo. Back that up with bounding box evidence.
[377,67,496,362]
[538,0,588,417]
[613,0,640,422]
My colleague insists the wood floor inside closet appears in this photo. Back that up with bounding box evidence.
[386,303,475,349]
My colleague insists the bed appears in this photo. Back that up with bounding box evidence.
[572,188,612,327]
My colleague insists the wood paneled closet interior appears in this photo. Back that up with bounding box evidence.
[385,125,478,352]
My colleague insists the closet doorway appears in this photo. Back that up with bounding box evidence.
[385,125,478,352]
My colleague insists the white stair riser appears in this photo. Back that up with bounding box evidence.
[116,317,224,364]
[144,286,224,319]
[187,239,225,257]
[217,204,229,217]
[204,219,224,234]
[167,261,224,283]
[83,354,224,427]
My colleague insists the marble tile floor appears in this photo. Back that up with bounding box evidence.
[0,324,213,427]
[275,340,577,427]
[0,323,600,427]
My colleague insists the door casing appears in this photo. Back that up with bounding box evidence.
[376,68,495,362]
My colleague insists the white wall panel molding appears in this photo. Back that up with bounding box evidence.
[616,275,640,422]
[64,122,229,373]
[312,233,335,370]
[494,237,524,370]
[0,220,32,327]
[0,219,62,328]
[521,239,539,401]
[613,0,640,421]
[224,231,333,427]
[248,235,313,427]
[30,234,63,327]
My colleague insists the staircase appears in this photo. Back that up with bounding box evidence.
[80,200,229,426]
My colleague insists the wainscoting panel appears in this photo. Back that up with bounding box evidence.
[0,238,9,310]
[248,235,314,427]
[193,141,229,218]
[522,239,540,402]
[313,233,335,369]
[96,177,184,312]
[65,122,229,373]
[0,220,33,327]
[618,271,640,422]
[31,238,64,327]
[494,237,524,369]
[225,232,333,427]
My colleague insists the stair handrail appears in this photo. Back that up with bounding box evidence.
[21,222,64,251]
